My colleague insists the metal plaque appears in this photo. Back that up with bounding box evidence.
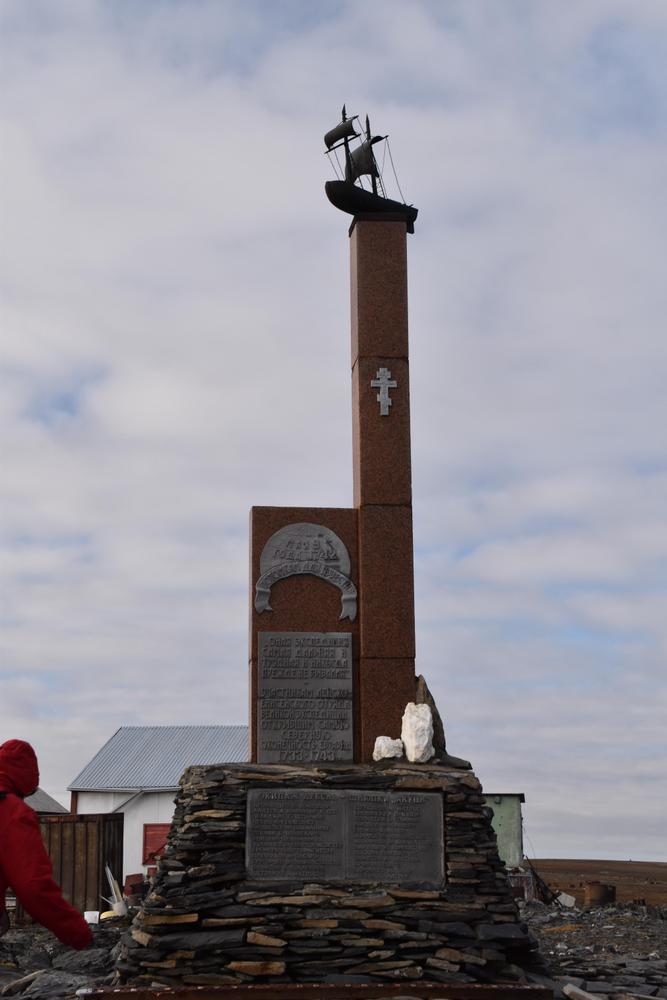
[257,632,353,764]
[255,523,357,621]
[246,788,444,886]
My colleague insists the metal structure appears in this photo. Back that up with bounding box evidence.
[324,106,419,232]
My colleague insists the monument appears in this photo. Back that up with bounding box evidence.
[118,110,544,996]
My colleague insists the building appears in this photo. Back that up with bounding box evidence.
[26,788,69,815]
[69,725,248,878]
[482,792,525,868]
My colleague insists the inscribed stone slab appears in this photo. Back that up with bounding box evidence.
[257,632,353,764]
[246,788,444,886]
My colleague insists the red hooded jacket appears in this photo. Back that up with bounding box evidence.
[0,740,92,949]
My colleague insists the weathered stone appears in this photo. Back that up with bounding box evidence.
[247,932,287,948]
[418,920,476,936]
[351,960,415,973]
[375,968,425,980]
[184,809,235,822]
[0,971,45,996]
[148,929,245,950]
[227,960,286,976]
[415,674,446,754]
[391,889,441,900]
[22,971,91,997]
[373,736,404,761]
[426,956,460,971]
[339,937,385,947]
[209,904,272,918]
[436,946,486,965]
[396,777,447,791]
[201,917,266,927]
[401,703,435,762]
[142,913,199,926]
[335,893,394,909]
[477,923,530,942]
[293,919,339,928]
[252,895,330,906]
[131,929,153,947]
[51,948,113,975]
[302,884,349,896]
[362,918,407,930]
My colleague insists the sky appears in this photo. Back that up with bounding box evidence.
[1,0,666,862]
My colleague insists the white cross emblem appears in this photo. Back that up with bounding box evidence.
[370,367,397,416]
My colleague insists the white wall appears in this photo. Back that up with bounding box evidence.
[76,790,177,880]
[483,794,524,869]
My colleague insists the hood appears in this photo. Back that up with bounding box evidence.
[0,740,40,797]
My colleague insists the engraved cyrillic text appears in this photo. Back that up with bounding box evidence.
[246,788,444,885]
[257,632,353,764]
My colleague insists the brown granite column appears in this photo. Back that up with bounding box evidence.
[351,216,416,761]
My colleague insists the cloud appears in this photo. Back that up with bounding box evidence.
[1,0,666,857]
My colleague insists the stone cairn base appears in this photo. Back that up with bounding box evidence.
[117,762,535,989]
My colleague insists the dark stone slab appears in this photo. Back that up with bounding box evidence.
[257,632,354,763]
[476,924,530,942]
[246,788,444,885]
[150,928,246,950]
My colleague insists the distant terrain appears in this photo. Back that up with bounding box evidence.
[531,858,667,905]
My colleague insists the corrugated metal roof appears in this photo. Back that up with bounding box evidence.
[26,787,69,814]
[68,725,249,791]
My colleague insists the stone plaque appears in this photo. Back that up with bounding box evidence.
[246,788,444,885]
[257,632,353,764]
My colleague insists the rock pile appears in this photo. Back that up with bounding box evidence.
[522,900,667,999]
[117,761,536,988]
[0,921,123,998]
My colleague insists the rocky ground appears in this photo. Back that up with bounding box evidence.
[521,900,667,999]
[0,902,665,998]
[0,920,124,998]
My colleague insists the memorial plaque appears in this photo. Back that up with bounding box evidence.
[257,632,353,764]
[246,788,444,885]
[255,523,357,621]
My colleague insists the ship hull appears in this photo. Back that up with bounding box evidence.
[325,180,418,232]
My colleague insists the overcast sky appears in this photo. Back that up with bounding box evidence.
[1,0,666,862]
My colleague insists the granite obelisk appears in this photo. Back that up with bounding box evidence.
[351,216,416,760]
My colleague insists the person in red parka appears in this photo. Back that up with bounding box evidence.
[0,739,92,949]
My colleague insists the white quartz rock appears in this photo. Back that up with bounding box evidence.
[372,736,404,761]
[401,702,435,763]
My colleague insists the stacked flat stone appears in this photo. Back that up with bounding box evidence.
[118,762,534,988]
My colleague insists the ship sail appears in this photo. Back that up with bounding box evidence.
[345,137,382,183]
[324,118,358,150]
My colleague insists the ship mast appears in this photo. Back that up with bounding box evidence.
[341,105,353,188]
[365,115,378,196]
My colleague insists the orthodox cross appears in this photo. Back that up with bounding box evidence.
[370,367,397,416]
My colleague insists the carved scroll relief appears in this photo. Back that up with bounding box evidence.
[254,523,357,622]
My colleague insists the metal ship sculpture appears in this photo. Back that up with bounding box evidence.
[324,107,418,232]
